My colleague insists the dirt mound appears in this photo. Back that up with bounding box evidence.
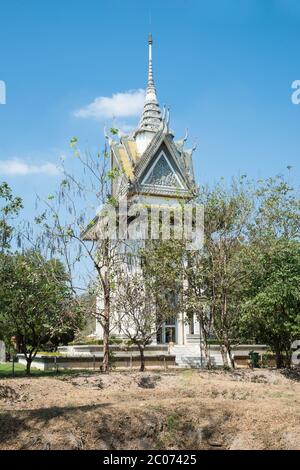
[1,369,300,450]
[0,385,19,401]
[0,404,231,450]
[137,374,161,389]
[280,368,300,382]
[221,369,285,385]
[59,372,163,391]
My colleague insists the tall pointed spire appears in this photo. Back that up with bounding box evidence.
[137,34,162,134]
[146,33,155,95]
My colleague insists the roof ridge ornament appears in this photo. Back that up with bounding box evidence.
[166,107,170,130]
[184,128,188,143]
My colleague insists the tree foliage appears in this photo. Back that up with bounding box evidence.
[0,181,23,252]
[0,250,83,374]
[239,239,300,367]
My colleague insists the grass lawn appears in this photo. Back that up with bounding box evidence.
[0,362,27,378]
[0,362,94,379]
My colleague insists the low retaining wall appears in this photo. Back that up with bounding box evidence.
[17,354,176,371]
[58,344,169,356]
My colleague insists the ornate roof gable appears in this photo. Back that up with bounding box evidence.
[107,35,197,199]
[142,152,183,189]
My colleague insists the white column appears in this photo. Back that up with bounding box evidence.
[194,315,200,335]
[177,312,185,345]
[95,319,103,339]
[183,315,190,344]
[151,333,157,345]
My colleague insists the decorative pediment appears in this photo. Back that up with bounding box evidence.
[110,130,197,199]
[142,151,183,189]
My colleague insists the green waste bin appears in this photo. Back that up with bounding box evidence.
[248,351,260,368]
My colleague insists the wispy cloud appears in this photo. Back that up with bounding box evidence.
[0,158,60,176]
[74,89,145,120]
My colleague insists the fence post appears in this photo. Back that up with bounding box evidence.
[12,356,15,377]
[93,354,96,370]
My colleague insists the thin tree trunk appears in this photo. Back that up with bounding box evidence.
[26,358,32,375]
[226,344,235,369]
[202,334,211,369]
[198,315,211,368]
[220,344,229,368]
[138,345,145,372]
[102,291,110,373]
[285,349,292,369]
[101,242,110,374]
[275,345,283,369]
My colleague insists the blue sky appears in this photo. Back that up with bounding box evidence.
[0,0,299,222]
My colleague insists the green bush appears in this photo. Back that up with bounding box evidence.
[36,351,63,357]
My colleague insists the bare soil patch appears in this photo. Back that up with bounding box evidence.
[0,368,299,450]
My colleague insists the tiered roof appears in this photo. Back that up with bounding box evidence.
[108,35,197,199]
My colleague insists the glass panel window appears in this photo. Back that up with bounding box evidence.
[157,321,177,344]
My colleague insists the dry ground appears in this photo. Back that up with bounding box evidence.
[1,368,300,450]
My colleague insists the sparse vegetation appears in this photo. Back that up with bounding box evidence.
[1,369,300,450]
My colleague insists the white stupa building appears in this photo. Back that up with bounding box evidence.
[85,35,203,350]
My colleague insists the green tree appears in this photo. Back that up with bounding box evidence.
[252,173,300,241]
[239,173,300,368]
[193,178,253,368]
[0,251,82,374]
[35,135,123,373]
[113,271,171,371]
[0,182,23,252]
[239,240,300,368]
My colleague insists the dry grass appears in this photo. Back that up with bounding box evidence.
[1,368,300,450]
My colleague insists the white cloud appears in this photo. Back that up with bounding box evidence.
[0,158,60,176]
[74,89,145,120]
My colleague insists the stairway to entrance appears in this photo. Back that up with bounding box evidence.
[170,344,224,368]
